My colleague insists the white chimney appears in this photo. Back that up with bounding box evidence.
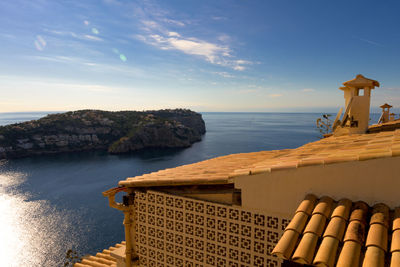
[333,74,380,135]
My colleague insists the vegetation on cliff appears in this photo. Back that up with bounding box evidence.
[0,109,205,159]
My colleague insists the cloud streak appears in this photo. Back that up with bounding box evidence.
[143,33,229,62]
[44,28,104,42]
[0,75,121,93]
[268,93,283,98]
[234,89,259,95]
[358,38,384,47]
[214,71,235,78]
[137,29,251,70]
[131,1,252,71]
[84,35,103,41]
[25,55,146,77]
[162,18,185,27]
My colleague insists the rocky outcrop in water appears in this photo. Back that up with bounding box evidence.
[0,109,205,159]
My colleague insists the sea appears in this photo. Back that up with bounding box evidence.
[0,111,381,266]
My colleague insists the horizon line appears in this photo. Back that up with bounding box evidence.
[0,109,389,114]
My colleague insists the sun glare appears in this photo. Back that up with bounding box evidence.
[0,173,79,266]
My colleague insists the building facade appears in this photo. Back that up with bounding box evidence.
[76,75,400,267]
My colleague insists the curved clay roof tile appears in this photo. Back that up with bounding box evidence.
[331,199,352,220]
[349,201,369,223]
[312,196,334,218]
[370,203,390,228]
[296,194,318,215]
[393,207,400,231]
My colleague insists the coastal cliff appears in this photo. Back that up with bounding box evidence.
[0,109,206,159]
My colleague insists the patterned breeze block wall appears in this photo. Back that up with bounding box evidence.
[134,190,290,267]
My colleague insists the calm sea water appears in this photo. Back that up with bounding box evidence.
[0,112,380,266]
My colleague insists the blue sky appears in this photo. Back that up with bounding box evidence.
[0,0,400,112]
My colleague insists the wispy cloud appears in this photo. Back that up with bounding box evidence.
[357,37,384,47]
[162,18,185,27]
[214,71,235,78]
[235,89,259,95]
[217,34,231,42]
[136,30,251,70]
[301,88,315,92]
[131,1,252,71]
[45,82,118,93]
[0,75,120,93]
[168,31,180,37]
[141,20,161,31]
[140,33,229,62]
[233,60,252,71]
[268,93,283,98]
[103,0,121,5]
[28,55,81,63]
[0,33,16,39]
[44,29,78,38]
[84,35,103,41]
[44,27,103,42]
[25,55,146,77]
[212,16,228,21]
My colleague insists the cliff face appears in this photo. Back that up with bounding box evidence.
[0,109,205,159]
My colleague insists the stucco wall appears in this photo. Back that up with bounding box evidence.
[349,95,370,133]
[234,157,400,216]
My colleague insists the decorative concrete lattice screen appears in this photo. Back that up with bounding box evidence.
[134,190,289,267]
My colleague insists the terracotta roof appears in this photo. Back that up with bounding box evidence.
[369,120,400,133]
[118,150,290,187]
[342,74,380,88]
[231,129,400,177]
[272,195,400,267]
[74,242,127,267]
[118,129,400,187]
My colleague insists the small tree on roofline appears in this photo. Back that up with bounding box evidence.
[316,114,332,137]
[64,249,82,266]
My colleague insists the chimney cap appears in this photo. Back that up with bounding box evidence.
[380,103,392,108]
[342,74,380,89]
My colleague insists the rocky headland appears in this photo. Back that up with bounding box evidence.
[0,109,206,159]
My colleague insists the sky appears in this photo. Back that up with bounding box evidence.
[0,0,400,113]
